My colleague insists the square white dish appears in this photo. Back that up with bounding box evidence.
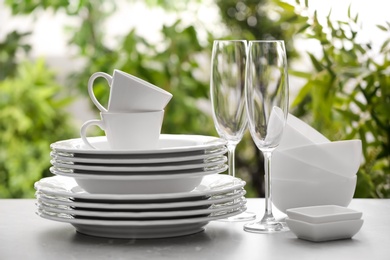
[286,218,364,242]
[286,205,362,224]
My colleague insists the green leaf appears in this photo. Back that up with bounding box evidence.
[308,53,323,72]
[377,24,388,31]
[291,81,313,107]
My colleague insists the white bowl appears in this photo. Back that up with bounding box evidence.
[50,164,228,194]
[279,114,330,150]
[286,218,364,242]
[286,205,363,224]
[277,140,362,178]
[75,175,205,195]
[272,176,357,213]
[273,151,355,181]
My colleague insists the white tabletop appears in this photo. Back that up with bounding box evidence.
[0,198,389,260]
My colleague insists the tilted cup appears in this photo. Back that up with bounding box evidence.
[80,111,164,150]
[88,69,173,112]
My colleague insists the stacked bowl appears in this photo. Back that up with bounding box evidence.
[285,205,364,242]
[34,134,247,239]
[272,114,362,213]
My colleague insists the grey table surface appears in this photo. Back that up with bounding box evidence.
[1,198,389,260]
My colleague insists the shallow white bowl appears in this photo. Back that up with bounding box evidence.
[75,176,204,195]
[273,152,355,181]
[286,218,364,242]
[51,165,228,194]
[277,140,362,178]
[272,176,357,213]
[286,205,363,224]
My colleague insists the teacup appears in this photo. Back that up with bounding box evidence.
[80,111,164,150]
[88,69,173,112]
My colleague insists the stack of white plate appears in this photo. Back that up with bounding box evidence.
[35,134,247,238]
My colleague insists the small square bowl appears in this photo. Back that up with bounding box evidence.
[286,218,364,242]
[286,205,362,224]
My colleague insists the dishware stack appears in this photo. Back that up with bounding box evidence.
[34,70,247,239]
[272,113,362,213]
[285,205,364,242]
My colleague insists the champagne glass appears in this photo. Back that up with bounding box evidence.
[243,40,289,233]
[210,40,255,221]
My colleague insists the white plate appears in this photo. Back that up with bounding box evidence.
[34,175,246,200]
[50,135,226,155]
[50,156,227,172]
[286,205,363,224]
[286,218,364,242]
[37,198,246,218]
[36,189,246,209]
[36,206,246,239]
[50,146,228,164]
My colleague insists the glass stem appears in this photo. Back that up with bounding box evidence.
[261,150,275,223]
[227,144,237,178]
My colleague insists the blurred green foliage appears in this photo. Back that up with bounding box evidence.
[1,0,388,198]
[0,58,75,197]
[290,2,390,197]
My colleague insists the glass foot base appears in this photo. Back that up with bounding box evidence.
[243,220,289,233]
[217,211,256,222]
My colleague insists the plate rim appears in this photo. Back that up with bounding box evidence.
[51,134,227,155]
[36,205,247,226]
[35,189,246,209]
[34,175,246,200]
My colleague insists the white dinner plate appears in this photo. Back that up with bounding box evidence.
[50,156,227,172]
[34,175,246,201]
[36,206,246,239]
[50,135,226,155]
[50,146,228,164]
[35,189,246,209]
[37,198,246,218]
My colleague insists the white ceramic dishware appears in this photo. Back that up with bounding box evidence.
[50,164,228,194]
[36,205,246,239]
[286,205,363,224]
[49,146,228,164]
[34,174,248,239]
[278,113,330,150]
[51,135,227,155]
[273,151,356,181]
[49,155,227,172]
[37,198,246,218]
[80,111,164,150]
[278,140,362,178]
[34,175,246,201]
[286,218,364,242]
[272,176,357,213]
[36,188,246,210]
[88,69,172,113]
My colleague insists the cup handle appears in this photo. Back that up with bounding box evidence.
[88,72,113,112]
[80,119,105,149]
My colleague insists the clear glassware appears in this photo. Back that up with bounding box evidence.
[210,40,255,221]
[243,40,289,233]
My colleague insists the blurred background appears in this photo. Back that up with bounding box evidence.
[1,0,389,198]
